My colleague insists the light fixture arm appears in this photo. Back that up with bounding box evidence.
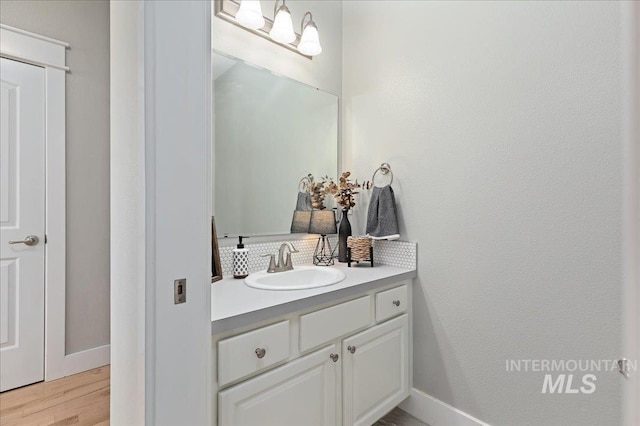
[301,11,316,33]
[297,10,321,55]
[273,0,287,18]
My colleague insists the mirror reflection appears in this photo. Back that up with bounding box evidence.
[213,51,338,237]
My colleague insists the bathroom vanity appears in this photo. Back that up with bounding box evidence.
[211,48,416,425]
[211,264,416,426]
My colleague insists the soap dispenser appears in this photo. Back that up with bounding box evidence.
[233,236,249,279]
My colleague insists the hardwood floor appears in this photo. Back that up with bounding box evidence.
[375,407,429,426]
[0,366,423,426]
[0,366,109,426]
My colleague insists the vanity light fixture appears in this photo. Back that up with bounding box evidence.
[215,0,321,58]
[298,12,322,56]
[235,0,265,30]
[270,0,296,44]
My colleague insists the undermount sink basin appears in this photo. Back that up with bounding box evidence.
[244,266,346,291]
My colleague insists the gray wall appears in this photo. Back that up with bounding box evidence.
[343,1,622,425]
[0,0,110,355]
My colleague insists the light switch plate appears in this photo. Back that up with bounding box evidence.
[174,278,186,304]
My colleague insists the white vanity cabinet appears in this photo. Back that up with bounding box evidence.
[342,314,409,426]
[219,345,340,426]
[214,281,412,426]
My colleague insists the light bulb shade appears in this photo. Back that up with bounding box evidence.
[236,0,265,30]
[290,211,311,234]
[298,24,322,56]
[270,7,296,44]
[308,210,336,235]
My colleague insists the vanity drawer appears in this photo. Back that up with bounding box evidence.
[299,296,371,352]
[218,320,290,386]
[375,284,408,322]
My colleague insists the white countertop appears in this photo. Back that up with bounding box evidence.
[211,263,416,335]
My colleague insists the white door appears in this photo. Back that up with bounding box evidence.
[342,314,409,426]
[0,58,46,392]
[218,345,340,426]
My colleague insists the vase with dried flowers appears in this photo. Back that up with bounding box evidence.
[325,171,361,262]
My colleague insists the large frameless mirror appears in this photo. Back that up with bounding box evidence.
[213,51,338,238]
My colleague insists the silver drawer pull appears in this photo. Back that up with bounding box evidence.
[330,353,339,362]
[347,345,356,354]
[255,348,266,359]
[392,300,401,307]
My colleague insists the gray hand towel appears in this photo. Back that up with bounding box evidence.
[295,191,312,211]
[366,185,400,240]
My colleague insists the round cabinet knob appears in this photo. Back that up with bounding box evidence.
[392,300,401,307]
[330,353,339,362]
[255,348,266,359]
[347,346,356,354]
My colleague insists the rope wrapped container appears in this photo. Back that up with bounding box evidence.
[347,236,374,267]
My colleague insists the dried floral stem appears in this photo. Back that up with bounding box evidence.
[303,172,362,211]
[325,171,361,211]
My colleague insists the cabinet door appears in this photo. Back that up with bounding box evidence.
[219,345,340,426]
[342,314,409,426]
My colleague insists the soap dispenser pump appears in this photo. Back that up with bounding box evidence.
[233,236,249,279]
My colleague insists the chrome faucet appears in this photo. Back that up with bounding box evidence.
[262,242,299,273]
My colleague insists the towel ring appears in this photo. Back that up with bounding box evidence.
[298,175,312,192]
[371,163,393,187]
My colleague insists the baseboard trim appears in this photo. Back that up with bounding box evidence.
[64,344,110,377]
[399,388,491,426]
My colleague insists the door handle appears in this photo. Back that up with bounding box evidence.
[9,235,39,246]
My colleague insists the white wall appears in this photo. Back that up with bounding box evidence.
[0,0,111,355]
[145,2,212,424]
[110,1,145,424]
[622,3,640,425]
[343,2,623,425]
[111,1,212,424]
